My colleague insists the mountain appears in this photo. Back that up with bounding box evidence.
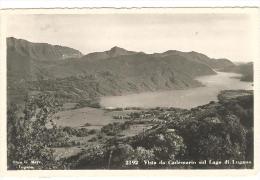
[7,37,237,103]
[81,46,137,61]
[153,50,235,70]
[23,52,214,102]
[7,37,83,61]
[219,62,253,82]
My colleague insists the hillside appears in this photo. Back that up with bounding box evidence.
[7,37,236,103]
[238,62,253,81]
[220,62,253,82]
[65,90,253,169]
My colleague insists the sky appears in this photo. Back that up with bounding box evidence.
[6,13,258,62]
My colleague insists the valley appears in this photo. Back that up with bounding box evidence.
[6,37,254,170]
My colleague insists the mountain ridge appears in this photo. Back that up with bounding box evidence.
[7,37,83,61]
[7,37,242,103]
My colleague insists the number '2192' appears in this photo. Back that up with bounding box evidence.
[125,160,139,165]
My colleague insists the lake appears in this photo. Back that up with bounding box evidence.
[100,72,253,109]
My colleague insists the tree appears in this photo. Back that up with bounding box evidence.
[7,93,62,169]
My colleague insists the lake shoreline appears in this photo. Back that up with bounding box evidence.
[100,71,253,109]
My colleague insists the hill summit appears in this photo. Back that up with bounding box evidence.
[7,37,83,61]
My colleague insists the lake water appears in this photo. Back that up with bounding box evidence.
[100,72,253,109]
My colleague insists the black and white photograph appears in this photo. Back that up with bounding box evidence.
[0,8,258,172]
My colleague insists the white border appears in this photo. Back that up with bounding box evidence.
[0,0,260,8]
[0,7,259,177]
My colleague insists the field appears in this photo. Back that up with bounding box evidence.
[51,104,156,159]
[54,105,141,129]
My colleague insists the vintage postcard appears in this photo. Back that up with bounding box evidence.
[0,8,259,176]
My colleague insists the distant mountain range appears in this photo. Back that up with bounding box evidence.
[7,37,251,103]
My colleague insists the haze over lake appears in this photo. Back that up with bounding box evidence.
[100,72,253,109]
